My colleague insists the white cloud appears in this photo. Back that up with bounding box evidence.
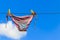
[0,21,27,40]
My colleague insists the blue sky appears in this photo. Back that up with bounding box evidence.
[0,0,60,40]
